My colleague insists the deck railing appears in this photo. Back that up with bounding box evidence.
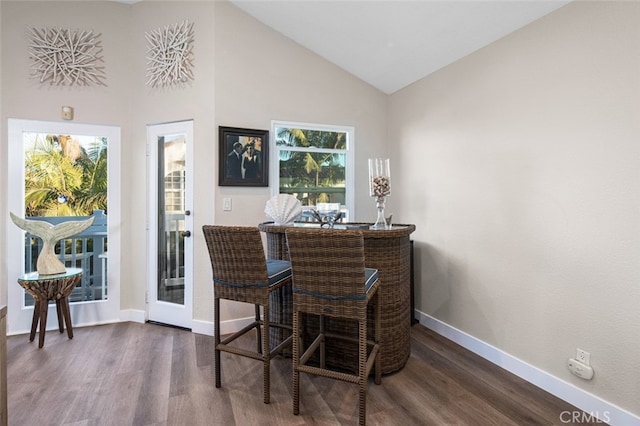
[23,210,108,303]
[161,212,185,287]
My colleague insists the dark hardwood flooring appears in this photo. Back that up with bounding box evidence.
[6,322,596,425]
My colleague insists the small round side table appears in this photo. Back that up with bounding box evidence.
[17,268,82,348]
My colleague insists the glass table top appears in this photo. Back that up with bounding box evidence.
[18,267,83,281]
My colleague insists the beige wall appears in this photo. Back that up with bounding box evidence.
[2,0,638,418]
[0,1,386,327]
[213,1,388,226]
[389,1,640,415]
[0,1,134,311]
[127,1,218,322]
[0,1,4,309]
[212,2,388,321]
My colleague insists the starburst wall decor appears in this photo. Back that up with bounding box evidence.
[145,20,195,88]
[27,26,106,87]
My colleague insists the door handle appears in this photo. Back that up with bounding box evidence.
[185,210,191,216]
[181,230,192,237]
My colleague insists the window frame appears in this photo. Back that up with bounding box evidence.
[270,120,355,220]
[6,119,122,334]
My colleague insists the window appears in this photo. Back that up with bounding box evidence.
[21,132,109,304]
[271,121,354,220]
[164,170,185,213]
[162,133,187,213]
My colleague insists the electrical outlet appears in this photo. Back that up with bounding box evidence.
[568,358,594,380]
[576,348,590,366]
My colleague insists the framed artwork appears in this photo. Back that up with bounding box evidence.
[219,126,269,187]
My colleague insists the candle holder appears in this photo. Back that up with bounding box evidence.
[314,203,342,228]
[368,158,391,230]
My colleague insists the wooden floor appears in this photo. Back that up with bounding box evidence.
[6,322,595,425]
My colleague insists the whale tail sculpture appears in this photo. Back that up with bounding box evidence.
[10,212,95,275]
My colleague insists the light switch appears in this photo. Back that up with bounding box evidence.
[223,198,232,211]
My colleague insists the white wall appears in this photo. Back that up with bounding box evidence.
[389,1,640,417]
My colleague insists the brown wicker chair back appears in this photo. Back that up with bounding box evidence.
[285,228,368,303]
[204,225,268,286]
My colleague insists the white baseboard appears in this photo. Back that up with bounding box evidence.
[119,309,145,324]
[121,310,252,337]
[191,317,253,337]
[191,319,213,336]
[416,311,639,426]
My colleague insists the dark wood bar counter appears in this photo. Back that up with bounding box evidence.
[258,222,416,374]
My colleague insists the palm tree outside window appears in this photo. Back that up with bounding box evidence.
[24,133,107,217]
[272,121,354,221]
[22,132,109,303]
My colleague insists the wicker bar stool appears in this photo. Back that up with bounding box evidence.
[202,225,293,404]
[285,228,381,426]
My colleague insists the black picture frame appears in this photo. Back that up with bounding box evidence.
[218,126,269,187]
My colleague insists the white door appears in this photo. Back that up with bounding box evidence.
[147,121,194,329]
[6,119,121,334]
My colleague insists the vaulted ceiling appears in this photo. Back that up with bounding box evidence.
[230,1,571,94]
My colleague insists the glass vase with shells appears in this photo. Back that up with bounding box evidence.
[368,158,391,230]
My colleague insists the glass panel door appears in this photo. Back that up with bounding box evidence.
[147,121,193,328]
[6,119,121,334]
[158,135,185,304]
